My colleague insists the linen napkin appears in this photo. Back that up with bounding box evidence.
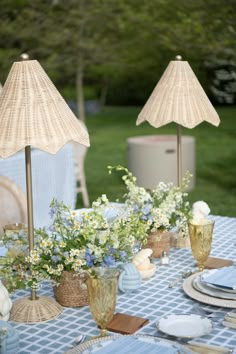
[202,266,236,289]
[93,336,179,354]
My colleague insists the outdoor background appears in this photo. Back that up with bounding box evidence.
[0,0,235,216]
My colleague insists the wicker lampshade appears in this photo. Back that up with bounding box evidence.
[0,59,89,323]
[137,59,220,128]
[0,60,89,158]
[136,57,220,186]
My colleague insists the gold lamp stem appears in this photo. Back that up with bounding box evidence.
[177,124,182,188]
[25,145,36,300]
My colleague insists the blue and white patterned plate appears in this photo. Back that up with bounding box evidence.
[65,335,193,354]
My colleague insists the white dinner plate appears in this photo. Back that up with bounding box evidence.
[64,335,193,354]
[193,276,236,300]
[157,314,213,339]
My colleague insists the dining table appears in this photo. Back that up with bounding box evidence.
[8,214,236,353]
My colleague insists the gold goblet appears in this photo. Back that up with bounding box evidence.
[87,267,119,338]
[188,220,214,272]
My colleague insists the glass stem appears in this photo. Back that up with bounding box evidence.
[100,328,107,337]
[198,264,205,272]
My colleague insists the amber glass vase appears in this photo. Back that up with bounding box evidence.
[188,220,214,272]
[87,268,119,338]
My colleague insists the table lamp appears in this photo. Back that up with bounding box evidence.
[0,54,90,323]
[136,55,220,187]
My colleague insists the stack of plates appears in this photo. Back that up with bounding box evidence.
[183,266,236,308]
[193,270,236,300]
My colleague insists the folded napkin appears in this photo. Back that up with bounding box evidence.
[94,336,179,354]
[202,266,236,289]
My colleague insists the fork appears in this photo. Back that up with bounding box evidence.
[168,270,193,288]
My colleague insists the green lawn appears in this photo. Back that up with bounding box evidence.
[76,106,236,217]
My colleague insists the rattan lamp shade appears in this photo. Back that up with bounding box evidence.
[137,60,220,128]
[136,58,220,186]
[0,60,89,158]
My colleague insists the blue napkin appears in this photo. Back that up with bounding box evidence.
[93,336,179,354]
[202,266,236,289]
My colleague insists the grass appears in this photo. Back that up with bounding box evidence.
[76,106,236,217]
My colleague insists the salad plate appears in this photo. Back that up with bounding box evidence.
[157,314,212,339]
[64,335,193,354]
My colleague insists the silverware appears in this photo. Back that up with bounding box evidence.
[144,334,233,353]
[73,334,87,346]
[223,320,236,330]
[185,340,233,353]
[168,270,193,288]
[226,311,236,319]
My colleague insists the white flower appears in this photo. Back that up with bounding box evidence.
[192,201,210,223]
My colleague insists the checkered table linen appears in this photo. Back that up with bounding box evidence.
[10,215,236,353]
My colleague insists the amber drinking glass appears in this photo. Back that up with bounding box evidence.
[87,267,119,338]
[188,220,214,272]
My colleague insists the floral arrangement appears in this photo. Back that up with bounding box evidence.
[108,165,192,238]
[0,229,30,293]
[0,195,148,292]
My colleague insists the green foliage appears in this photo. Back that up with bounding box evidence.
[0,0,235,105]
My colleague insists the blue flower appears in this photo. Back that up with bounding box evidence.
[85,249,94,267]
[142,203,151,215]
[52,255,59,263]
[119,251,126,259]
[108,247,115,254]
[63,251,69,258]
[132,204,139,212]
[49,208,55,219]
[102,255,116,267]
[54,247,60,254]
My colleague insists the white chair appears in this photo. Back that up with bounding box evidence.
[72,143,90,207]
[0,176,27,236]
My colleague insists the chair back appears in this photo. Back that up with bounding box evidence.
[71,143,90,207]
[0,176,27,236]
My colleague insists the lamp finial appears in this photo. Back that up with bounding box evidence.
[20,53,29,61]
[175,55,182,61]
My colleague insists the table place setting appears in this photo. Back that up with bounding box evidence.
[201,267,236,291]
[183,267,236,309]
[0,176,236,353]
[65,334,193,354]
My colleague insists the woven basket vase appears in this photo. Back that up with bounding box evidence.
[53,271,88,307]
[142,230,170,258]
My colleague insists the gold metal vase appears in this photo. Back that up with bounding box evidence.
[188,220,214,272]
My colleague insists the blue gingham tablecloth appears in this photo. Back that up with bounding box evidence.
[0,143,76,228]
[9,215,236,354]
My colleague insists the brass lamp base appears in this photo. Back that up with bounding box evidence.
[10,296,63,323]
